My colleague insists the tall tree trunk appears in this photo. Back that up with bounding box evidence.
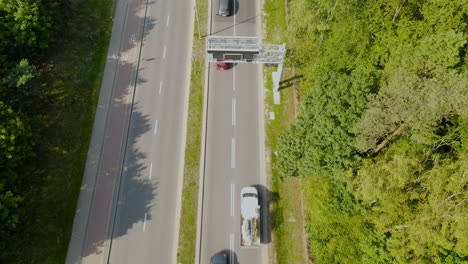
[368,123,407,157]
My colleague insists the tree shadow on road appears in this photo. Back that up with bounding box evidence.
[75,0,177,259]
[79,97,155,259]
[109,103,156,241]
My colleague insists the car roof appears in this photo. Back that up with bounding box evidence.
[210,252,227,264]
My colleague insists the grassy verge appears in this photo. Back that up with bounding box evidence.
[176,1,208,263]
[12,0,114,262]
[263,0,309,263]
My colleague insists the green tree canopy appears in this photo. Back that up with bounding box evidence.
[0,0,55,65]
[355,69,468,153]
[0,187,22,230]
[1,59,42,111]
[0,101,34,172]
[344,134,468,263]
[278,0,468,262]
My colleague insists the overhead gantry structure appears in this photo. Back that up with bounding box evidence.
[206,36,286,104]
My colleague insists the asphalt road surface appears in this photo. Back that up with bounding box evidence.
[107,0,193,263]
[198,0,267,263]
[66,0,193,262]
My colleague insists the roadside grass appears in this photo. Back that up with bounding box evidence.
[264,67,308,264]
[263,0,309,263]
[12,0,114,262]
[176,0,208,263]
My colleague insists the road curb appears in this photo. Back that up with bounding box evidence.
[65,0,130,262]
[194,0,212,262]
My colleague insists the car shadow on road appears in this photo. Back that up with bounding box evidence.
[233,0,240,15]
[211,249,239,264]
[252,184,276,244]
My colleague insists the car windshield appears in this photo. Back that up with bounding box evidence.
[211,253,226,264]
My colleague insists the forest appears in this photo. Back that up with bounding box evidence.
[275,0,467,263]
[0,0,56,259]
[0,0,111,261]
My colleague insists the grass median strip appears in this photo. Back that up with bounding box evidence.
[176,0,208,263]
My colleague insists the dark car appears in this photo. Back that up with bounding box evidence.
[218,0,231,16]
[210,252,228,264]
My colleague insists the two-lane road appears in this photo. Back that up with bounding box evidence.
[67,0,193,263]
[199,0,266,263]
[108,0,193,263]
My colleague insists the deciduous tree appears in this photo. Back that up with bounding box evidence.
[0,0,55,65]
[1,59,41,111]
[0,101,34,172]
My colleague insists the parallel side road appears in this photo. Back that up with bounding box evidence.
[66,0,193,262]
[199,0,266,262]
[108,0,193,263]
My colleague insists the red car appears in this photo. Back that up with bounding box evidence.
[216,60,229,70]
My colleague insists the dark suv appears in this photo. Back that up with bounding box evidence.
[218,0,231,16]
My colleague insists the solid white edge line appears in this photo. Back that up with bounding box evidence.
[233,4,236,91]
[231,138,235,168]
[233,0,236,36]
